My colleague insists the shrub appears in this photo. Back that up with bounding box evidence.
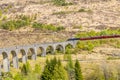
[52,0,66,6]
[2,72,13,80]
[14,73,23,80]
[34,64,41,74]
[74,59,83,80]
[0,10,2,18]
[32,22,64,31]
[0,15,31,30]
[78,9,86,12]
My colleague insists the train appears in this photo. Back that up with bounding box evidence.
[67,35,120,41]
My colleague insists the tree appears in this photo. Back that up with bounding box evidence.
[41,59,53,80]
[75,59,83,80]
[66,54,74,80]
[41,57,68,80]
[52,64,68,80]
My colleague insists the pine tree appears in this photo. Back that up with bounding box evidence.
[52,64,68,80]
[41,57,68,80]
[66,54,74,80]
[75,59,83,80]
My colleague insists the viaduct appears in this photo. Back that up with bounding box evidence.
[0,40,78,73]
[0,35,119,74]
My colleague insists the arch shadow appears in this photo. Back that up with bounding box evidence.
[37,47,44,56]
[46,46,54,55]
[55,44,64,53]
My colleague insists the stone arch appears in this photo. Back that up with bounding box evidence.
[65,43,74,49]
[9,50,18,68]
[55,44,64,53]
[37,47,44,56]
[27,48,36,60]
[46,45,55,55]
[1,52,9,72]
[18,49,27,63]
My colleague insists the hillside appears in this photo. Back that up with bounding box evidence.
[0,0,120,47]
[0,0,120,80]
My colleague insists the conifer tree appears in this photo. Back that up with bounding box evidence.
[75,59,83,80]
[41,57,68,80]
[52,64,68,80]
[66,54,74,80]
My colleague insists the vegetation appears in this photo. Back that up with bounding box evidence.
[21,62,31,75]
[65,54,75,80]
[75,29,120,51]
[75,59,83,80]
[52,0,73,6]
[0,15,31,31]
[52,0,66,6]
[32,22,65,31]
[78,8,93,13]
[41,57,68,80]
[0,14,65,31]
[1,55,120,80]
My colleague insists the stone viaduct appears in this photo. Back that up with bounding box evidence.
[0,40,78,73]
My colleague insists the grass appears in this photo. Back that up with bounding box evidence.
[107,56,120,60]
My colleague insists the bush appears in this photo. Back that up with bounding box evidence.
[14,73,23,80]
[52,0,66,6]
[32,22,64,31]
[2,72,13,80]
[0,10,2,18]
[34,64,41,74]
[0,15,31,31]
